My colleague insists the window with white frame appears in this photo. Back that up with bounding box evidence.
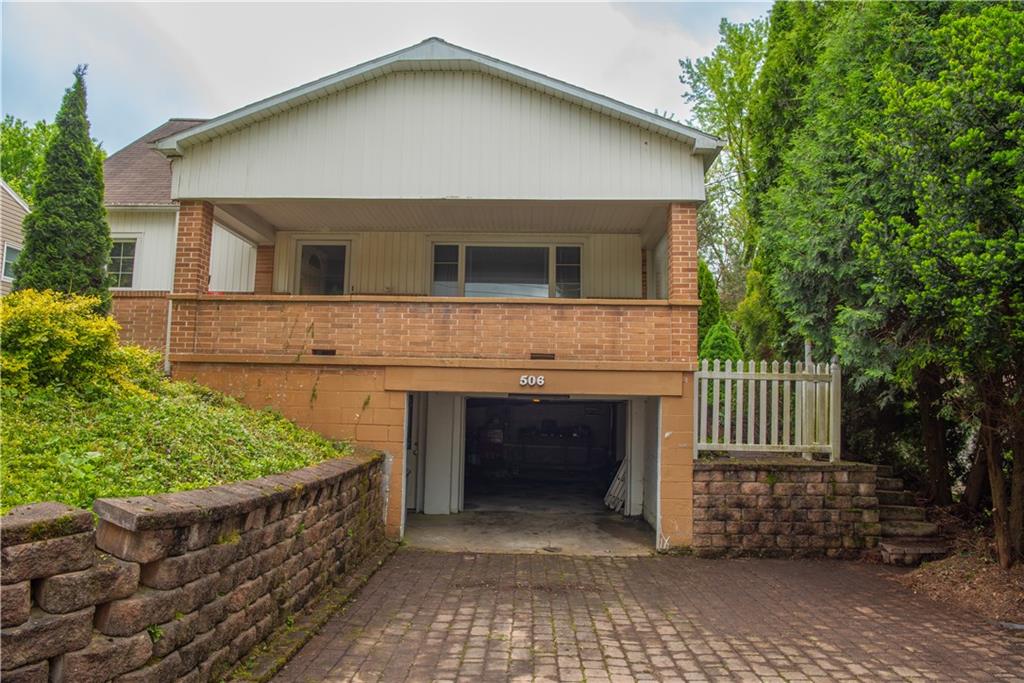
[2,243,21,281]
[109,239,137,288]
[431,243,582,298]
[297,243,348,294]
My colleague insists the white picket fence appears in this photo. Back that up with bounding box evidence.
[694,358,842,461]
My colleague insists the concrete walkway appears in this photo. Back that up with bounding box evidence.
[405,488,654,556]
[273,550,1024,682]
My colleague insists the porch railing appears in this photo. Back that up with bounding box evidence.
[694,358,841,461]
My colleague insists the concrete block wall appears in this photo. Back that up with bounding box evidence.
[692,460,880,558]
[170,363,407,538]
[0,453,384,682]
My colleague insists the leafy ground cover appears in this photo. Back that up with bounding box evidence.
[0,382,349,513]
[1,290,349,513]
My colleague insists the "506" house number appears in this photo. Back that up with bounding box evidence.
[519,375,545,387]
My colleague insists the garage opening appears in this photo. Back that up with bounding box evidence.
[463,397,621,514]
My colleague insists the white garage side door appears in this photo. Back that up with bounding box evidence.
[210,224,256,292]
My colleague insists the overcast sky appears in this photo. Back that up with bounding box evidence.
[2,2,768,152]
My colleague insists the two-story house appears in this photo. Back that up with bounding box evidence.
[106,38,723,550]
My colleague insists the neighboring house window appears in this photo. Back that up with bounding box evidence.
[298,243,347,294]
[431,244,582,298]
[2,244,21,281]
[109,240,137,288]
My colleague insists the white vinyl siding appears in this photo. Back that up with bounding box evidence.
[108,209,256,292]
[210,227,256,292]
[273,230,642,298]
[108,210,176,290]
[171,71,706,202]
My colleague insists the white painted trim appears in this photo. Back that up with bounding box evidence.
[109,233,144,290]
[292,238,352,295]
[2,240,22,282]
[655,397,665,551]
[154,38,724,167]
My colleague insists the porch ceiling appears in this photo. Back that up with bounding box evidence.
[219,199,669,235]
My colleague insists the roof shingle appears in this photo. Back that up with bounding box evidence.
[104,119,205,206]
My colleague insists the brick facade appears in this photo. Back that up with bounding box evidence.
[108,200,704,550]
[0,456,385,682]
[111,291,168,351]
[253,244,275,294]
[667,203,698,301]
[168,297,698,366]
[172,200,214,294]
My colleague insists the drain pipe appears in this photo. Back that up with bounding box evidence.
[163,298,173,375]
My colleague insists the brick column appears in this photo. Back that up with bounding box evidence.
[253,244,275,294]
[668,203,700,364]
[173,200,214,294]
[666,203,698,301]
[659,390,695,549]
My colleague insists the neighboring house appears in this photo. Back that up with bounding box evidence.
[110,38,723,549]
[0,179,29,295]
[104,119,259,348]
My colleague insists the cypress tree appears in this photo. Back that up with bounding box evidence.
[697,259,721,348]
[14,65,112,312]
[699,319,743,361]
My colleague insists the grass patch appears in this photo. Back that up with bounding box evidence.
[0,380,350,514]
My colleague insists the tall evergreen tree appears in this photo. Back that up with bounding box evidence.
[697,259,721,349]
[14,66,112,312]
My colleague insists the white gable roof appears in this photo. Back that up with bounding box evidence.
[155,37,724,169]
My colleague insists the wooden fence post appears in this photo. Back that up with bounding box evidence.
[830,357,842,462]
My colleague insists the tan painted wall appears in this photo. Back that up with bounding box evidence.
[272,230,643,298]
[1,183,28,295]
[171,71,707,202]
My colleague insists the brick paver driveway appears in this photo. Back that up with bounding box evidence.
[275,549,1023,682]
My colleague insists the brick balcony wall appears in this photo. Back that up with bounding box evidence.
[111,291,169,352]
[692,459,880,558]
[0,454,385,683]
[169,296,698,365]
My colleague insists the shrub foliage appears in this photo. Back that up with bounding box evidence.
[0,290,349,513]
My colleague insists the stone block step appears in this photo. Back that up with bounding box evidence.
[881,520,939,538]
[878,490,916,506]
[875,465,894,478]
[879,538,949,566]
[876,476,905,491]
[879,505,926,522]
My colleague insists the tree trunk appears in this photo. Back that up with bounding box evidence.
[962,437,990,512]
[981,407,1013,569]
[1008,417,1024,563]
[916,366,953,505]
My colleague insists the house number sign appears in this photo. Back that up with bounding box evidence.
[519,375,545,387]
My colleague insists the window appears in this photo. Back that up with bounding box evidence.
[431,244,459,296]
[555,246,581,298]
[109,240,136,288]
[430,243,582,298]
[2,244,20,281]
[297,244,347,294]
[466,246,548,298]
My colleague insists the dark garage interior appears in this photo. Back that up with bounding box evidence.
[463,397,623,512]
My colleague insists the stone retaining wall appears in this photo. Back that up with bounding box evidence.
[0,452,384,682]
[692,459,880,558]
